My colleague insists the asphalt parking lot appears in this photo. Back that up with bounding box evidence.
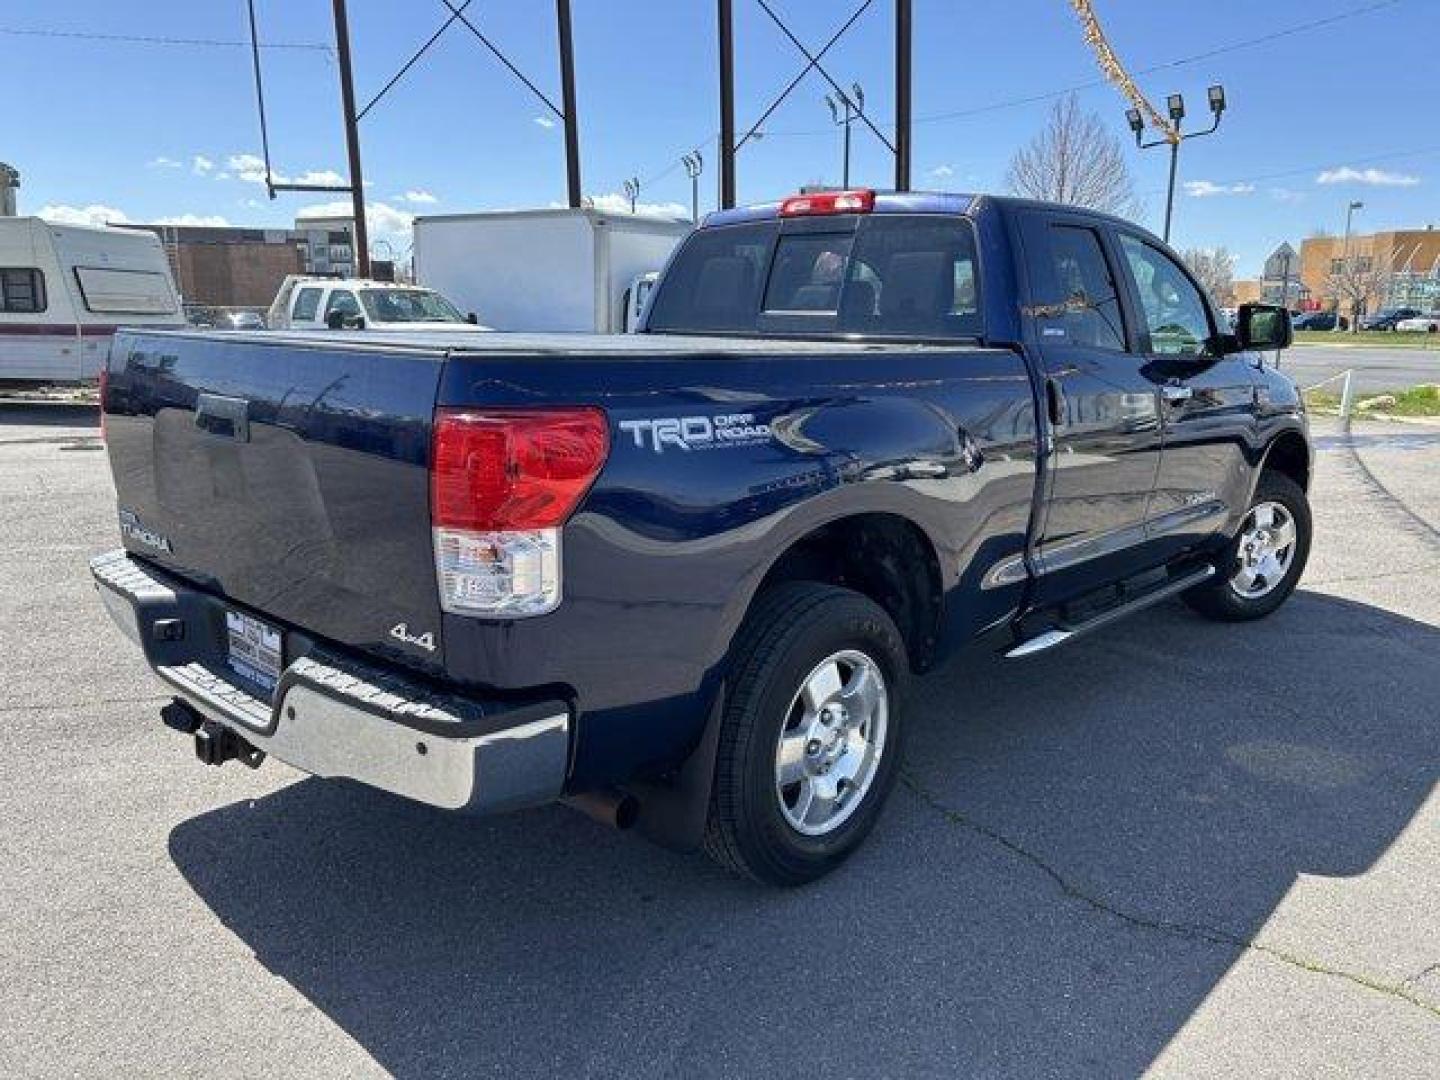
[2,400,1437,1078]
[1280,343,1438,393]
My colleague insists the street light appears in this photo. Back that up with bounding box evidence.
[622,176,640,214]
[824,82,864,188]
[682,151,704,224]
[1335,199,1364,333]
[1128,83,1227,243]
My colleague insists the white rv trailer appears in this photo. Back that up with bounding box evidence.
[0,217,183,383]
[412,208,691,333]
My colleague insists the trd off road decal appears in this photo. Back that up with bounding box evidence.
[618,413,772,454]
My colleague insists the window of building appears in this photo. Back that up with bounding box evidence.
[0,268,46,313]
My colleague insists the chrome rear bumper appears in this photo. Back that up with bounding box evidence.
[91,549,570,814]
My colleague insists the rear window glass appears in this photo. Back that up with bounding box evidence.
[73,267,176,315]
[292,287,322,321]
[647,214,982,340]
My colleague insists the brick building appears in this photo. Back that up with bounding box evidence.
[1298,227,1440,315]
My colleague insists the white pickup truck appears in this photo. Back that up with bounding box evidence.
[267,277,490,332]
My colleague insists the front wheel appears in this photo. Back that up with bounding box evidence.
[1184,471,1312,621]
[703,583,908,886]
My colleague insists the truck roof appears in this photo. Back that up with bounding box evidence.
[701,190,1141,234]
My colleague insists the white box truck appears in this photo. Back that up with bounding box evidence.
[1,218,183,383]
[412,208,691,333]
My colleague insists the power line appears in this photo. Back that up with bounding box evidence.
[0,25,333,52]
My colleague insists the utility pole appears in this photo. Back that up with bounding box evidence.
[623,177,640,214]
[1126,85,1227,245]
[825,84,863,188]
[1336,199,1363,332]
[331,0,370,278]
[682,152,704,223]
[895,0,911,191]
[556,0,582,209]
[717,0,736,208]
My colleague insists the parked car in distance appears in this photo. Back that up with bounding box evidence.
[1395,312,1440,333]
[1292,311,1348,331]
[221,310,267,331]
[266,276,489,332]
[1360,307,1422,331]
[95,189,1310,886]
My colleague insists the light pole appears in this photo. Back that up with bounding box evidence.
[824,83,864,188]
[622,176,640,214]
[682,151,704,223]
[1126,84,1227,244]
[1335,199,1363,332]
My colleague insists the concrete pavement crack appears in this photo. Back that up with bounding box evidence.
[900,770,1440,1021]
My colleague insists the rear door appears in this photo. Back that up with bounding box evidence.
[104,332,448,676]
[1018,210,1164,603]
[1113,231,1257,561]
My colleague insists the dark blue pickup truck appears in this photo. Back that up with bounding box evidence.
[94,190,1310,885]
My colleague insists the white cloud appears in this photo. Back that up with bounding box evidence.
[148,156,181,169]
[1184,180,1256,198]
[398,189,438,205]
[37,204,131,227]
[928,164,955,179]
[153,213,231,228]
[224,153,346,189]
[1316,166,1419,187]
[571,193,688,220]
[533,116,556,129]
[292,169,346,187]
[192,154,215,175]
[226,153,269,183]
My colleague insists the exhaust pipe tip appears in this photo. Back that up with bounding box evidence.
[562,789,639,831]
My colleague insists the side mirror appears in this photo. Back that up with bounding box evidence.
[465,312,479,325]
[325,310,346,330]
[1235,303,1292,352]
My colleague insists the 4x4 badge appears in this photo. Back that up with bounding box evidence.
[389,623,436,653]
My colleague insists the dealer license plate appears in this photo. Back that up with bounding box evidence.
[225,610,282,694]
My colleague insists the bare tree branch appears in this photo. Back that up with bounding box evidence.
[1182,247,1236,306]
[1006,94,1137,217]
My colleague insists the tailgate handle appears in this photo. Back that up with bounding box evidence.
[194,392,250,442]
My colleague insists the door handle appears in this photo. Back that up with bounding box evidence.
[1161,384,1193,405]
[1045,377,1067,427]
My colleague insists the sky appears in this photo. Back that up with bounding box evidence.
[6,0,1438,274]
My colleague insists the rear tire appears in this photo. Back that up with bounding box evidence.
[703,583,908,886]
[1184,471,1311,622]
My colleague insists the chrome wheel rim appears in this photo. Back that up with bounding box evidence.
[1229,500,1298,599]
[774,649,888,837]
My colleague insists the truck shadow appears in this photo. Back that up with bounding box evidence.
[168,589,1438,1078]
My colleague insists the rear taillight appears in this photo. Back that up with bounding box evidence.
[779,188,876,216]
[431,408,609,618]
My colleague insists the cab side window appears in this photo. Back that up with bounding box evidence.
[1029,225,1127,351]
[292,287,322,321]
[324,290,361,319]
[1119,235,1212,356]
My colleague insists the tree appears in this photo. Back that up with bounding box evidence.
[1326,254,1392,331]
[1006,94,1137,216]
[1182,247,1236,306]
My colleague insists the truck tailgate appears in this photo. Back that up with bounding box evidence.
[103,330,446,675]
